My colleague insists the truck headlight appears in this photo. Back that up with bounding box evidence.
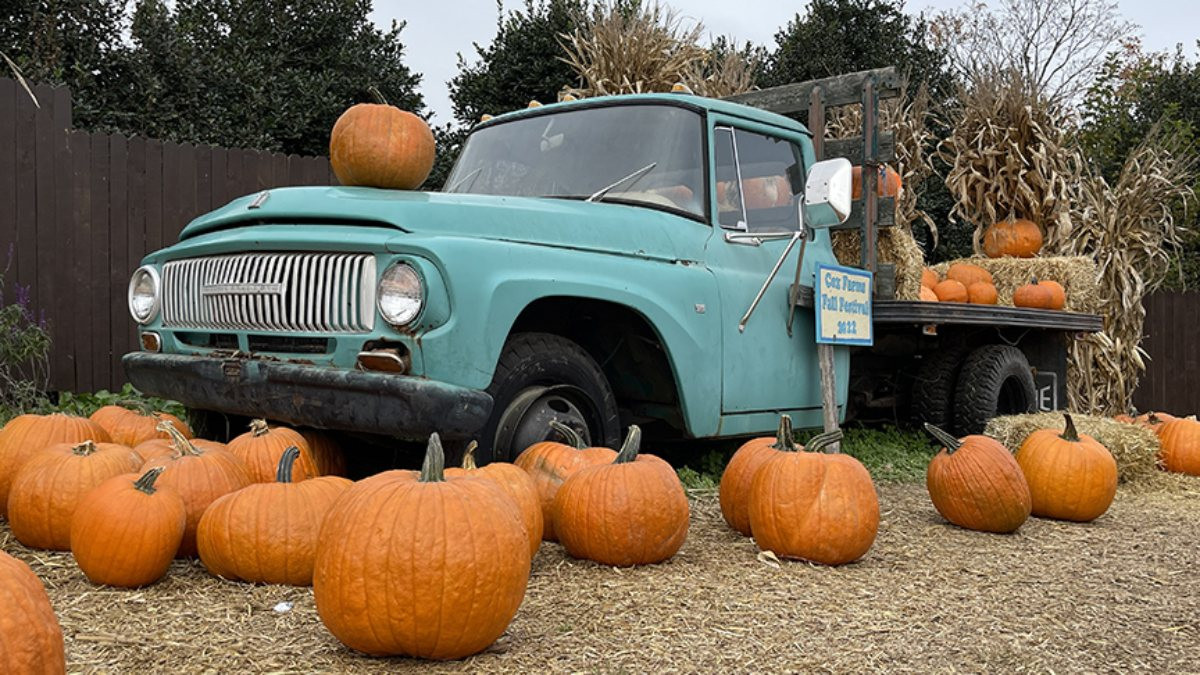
[377,262,423,326]
[128,266,161,325]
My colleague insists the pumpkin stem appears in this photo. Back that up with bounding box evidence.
[275,446,301,483]
[805,429,844,454]
[71,439,98,456]
[1060,413,1080,442]
[923,423,963,454]
[249,419,271,437]
[461,441,479,470]
[368,85,389,106]
[769,415,797,452]
[133,467,165,495]
[419,432,445,483]
[548,420,586,449]
[613,425,643,464]
[157,420,199,456]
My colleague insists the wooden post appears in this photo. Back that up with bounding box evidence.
[819,343,840,453]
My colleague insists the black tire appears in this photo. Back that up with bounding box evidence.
[184,408,250,443]
[475,332,620,464]
[953,345,1036,435]
[910,344,971,430]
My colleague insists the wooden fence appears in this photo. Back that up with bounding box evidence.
[0,78,335,394]
[1133,291,1200,415]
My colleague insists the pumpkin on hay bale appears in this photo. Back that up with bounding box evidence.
[931,256,1099,313]
[984,412,1160,485]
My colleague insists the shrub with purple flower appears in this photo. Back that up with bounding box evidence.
[0,248,52,423]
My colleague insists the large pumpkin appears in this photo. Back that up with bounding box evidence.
[0,549,65,675]
[298,429,348,477]
[313,433,529,659]
[7,440,143,550]
[0,413,110,517]
[89,405,191,447]
[982,218,1043,258]
[933,279,968,303]
[1155,417,1200,476]
[330,103,435,190]
[554,426,689,566]
[145,423,252,557]
[719,415,796,536]
[227,419,318,483]
[513,421,617,541]
[945,263,994,288]
[851,164,902,199]
[1016,414,1118,522]
[924,424,1031,533]
[70,467,186,588]
[747,430,879,565]
[198,447,352,586]
[446,442,543,558]
[1013,278,1064,310]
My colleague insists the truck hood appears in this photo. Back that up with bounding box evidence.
[179,186,708,263]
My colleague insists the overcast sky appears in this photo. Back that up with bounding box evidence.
[371,0,1200,124]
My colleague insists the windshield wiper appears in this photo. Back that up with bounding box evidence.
[446,167,482,193]
[587,163,657,203]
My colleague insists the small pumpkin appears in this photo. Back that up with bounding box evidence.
[1012,278,1056,309]
[966,281,998,305]
[313,433,529,659]
[1155,417,1200,476]
[923,424,1031,533]
[145,422,252,557]
[933,279,968,303]
[945,263,994,287]
[1137,411,1177,431]
[919,285,939,302]
[851,164,902,199]
[982,218,1043,258]
[89,404,191,447]
[198,447,353,586]
[1038,279,1067,309]
[446,442,543,558]
[70,467,186,588]
[227,419,318,483]
[719,415,797,536]
[1016,414,1118,522]
[7,440,143,550]
[0,549,66,675]
[554,426,689,566]
[330,102,436,190]
[921,268,939,289]
[513,421,616,541]
[0,413,111,517]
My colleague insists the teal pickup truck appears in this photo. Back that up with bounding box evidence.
[123,68,1101,462]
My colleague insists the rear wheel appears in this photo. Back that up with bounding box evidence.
[910,344,971,431]
[953,345,1036,435]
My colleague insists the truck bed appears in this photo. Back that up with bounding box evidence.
[872,300,1103,332]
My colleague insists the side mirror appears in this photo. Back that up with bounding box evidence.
[803,158,852,226]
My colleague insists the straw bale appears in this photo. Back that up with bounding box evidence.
[833,227,925,300]
[984,411,1161,485]
[930,255,1100,312]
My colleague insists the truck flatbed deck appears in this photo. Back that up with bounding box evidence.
[872,301,1102,332]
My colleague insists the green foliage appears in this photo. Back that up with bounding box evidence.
[676,465,718,491]
[50,383,186,420]
[801,425,937,483]
[0,256,52,424]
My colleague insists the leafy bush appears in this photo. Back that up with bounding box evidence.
[51,383,186,421]
[0,250,51,424]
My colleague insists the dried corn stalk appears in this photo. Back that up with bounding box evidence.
[1055,125,1195,413]
[938,69,1078,252]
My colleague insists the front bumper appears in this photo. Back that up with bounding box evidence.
[123,353,494,440]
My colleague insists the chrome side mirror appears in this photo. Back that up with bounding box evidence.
[804,158,853,226]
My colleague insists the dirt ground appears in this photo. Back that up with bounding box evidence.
[5,480,1200,673]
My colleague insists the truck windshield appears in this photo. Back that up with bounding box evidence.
[444,104,706,219]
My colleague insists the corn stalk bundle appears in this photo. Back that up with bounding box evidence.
[937,69,1078,253]
[1053,126,1195,414]
[559,2,755,99]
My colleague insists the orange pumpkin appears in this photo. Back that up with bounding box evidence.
[742,175,793,209]
[297,429,348,477]
[921,268,939,289]
[719,415,797,536]
[70,467,186,588]
[924,424,1031,533]
[447,442,543,558]
[966,281,998,305]
[982,218,1043,258]
[513,421,617,541]
[1155,417,1200,476]
[1038,279,1067,309]
[0,413,111,517]
[0,549,65,675]
[89,405,191,447]
[7,440,143,551]
[1137,411,1177,431]
[330,103,435,189]
[198,447,353,586]
[1013,278,1057,309]
[851,164,902,199]
[554,426,689,566]
[945,263,994,287]
[747,430,879,565]
[313,433,529,659]
[227,419,318,483]
[919,285,939,302]
[933,279,968,302]
[1016,414,1118,522]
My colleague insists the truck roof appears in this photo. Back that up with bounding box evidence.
[477,92,812,136]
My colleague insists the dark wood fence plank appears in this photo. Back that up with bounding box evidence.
[109,135,130,382]
[89,134,111,390]
[70,130,93,392]
[173,142,198,240]
[145,140,164,254]
[0,80,17,279]
[1134,292,1200,415]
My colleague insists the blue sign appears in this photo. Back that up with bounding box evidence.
[815,263,873,346]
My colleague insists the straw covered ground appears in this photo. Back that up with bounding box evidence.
[6,478,1200,673]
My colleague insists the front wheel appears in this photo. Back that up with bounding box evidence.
[475,332,621,464]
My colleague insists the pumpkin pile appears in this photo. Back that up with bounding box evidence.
[920,263,1000,306]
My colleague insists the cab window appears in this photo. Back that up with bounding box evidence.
[714,126,804,232]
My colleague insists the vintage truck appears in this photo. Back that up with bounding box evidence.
[123,68,1101,464]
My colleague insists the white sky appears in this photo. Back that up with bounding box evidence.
[372,0,1200,124]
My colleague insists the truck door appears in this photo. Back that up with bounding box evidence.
[704,121,836,418]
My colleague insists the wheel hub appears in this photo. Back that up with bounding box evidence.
[494,385,593,458]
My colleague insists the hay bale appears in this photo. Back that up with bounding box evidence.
[832,228,924,300]
[984,412,1161,485]
[931,255,1100,313]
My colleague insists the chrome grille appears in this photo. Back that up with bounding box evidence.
[161,253,377,333]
